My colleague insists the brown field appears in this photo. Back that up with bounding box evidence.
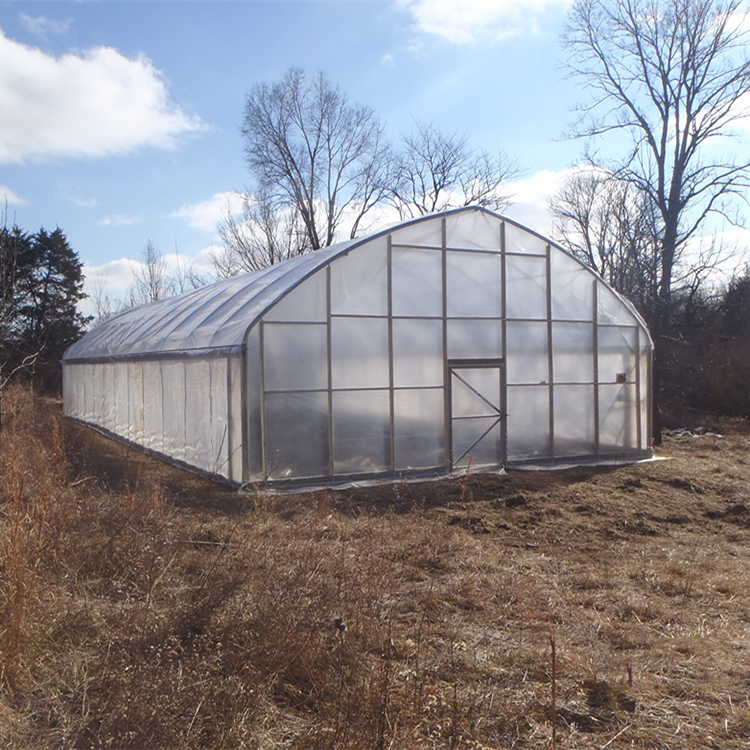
[2,384,750,749]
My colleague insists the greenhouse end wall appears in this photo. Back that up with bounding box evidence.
[242,209,652,486]
[62,207,652,489]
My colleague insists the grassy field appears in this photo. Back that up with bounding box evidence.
[2,384,750,748]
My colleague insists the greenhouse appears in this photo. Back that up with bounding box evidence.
[63,206,652,488]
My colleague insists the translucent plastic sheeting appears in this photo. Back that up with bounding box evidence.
[505,255,547,319]
[389,219,442,248]
[128,361,144,444]
[506,385,550,460]
[598,326,637,383]
[446,251,502,317]
[263,323,328,391]
[506,321,548,384]
[161,362,187,461]
[331,317,389,389]
[330,241,388,316]
[445,210,501,251]
[333,389,390,475]
[599,384,638,453]
[392,319,444,387]
[394,389,446,470]
[64,241,349,360]
[227,356,244,484]
[184,361,208,469]
[142,361,164,453]
[640,347,650,450]
[598,284,636,326]
[391,247,443,317]
[114,363,129,437]
[504,222,548,255]
[447,319,502,360]
[551,251,594,321]
[265,391,330,479]
[246,324,263,478]
[265,268,327,322]
[553,384,595,457]
[553,322,594,384]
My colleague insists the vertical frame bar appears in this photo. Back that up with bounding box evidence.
[545,244,555,459]
[441,217,451,469]
[259,320,268,481]
[500,220,508,465]
[326,265,334,477]
[593,281,600,456]
[635,325,642,452]
[647,346,653,449]
[227,353,236,481]
[387,234,395,473]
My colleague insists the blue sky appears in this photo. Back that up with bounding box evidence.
[1,0,745,308]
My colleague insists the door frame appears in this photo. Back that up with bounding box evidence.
[447,358,506,471]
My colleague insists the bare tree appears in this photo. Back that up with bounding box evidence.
[388,121,517,220]
[564,0,750,329]
[551,168,661,318]
[242,68,391,252]
[128,240,173,307]
[212,190,311,277]
[170,244,210,294]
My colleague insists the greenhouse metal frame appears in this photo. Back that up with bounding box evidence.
[63,207,653,488]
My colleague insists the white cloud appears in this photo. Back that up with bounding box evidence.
[98,213,141,228]
[397,0,570,44]
[19,13,72,39]
[503,166,584,235]
[0,184,26,205]
[381,53,396,68]
[0,30,206,165]
[170,191,245,233]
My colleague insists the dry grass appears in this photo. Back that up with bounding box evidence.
[2,383,750,748]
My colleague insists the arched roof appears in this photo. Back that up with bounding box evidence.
[64,207,651,362]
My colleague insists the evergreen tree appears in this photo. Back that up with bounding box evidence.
[5,227,90,390]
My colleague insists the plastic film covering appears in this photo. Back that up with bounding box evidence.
[551,250,594,321]
[393,319,444,387]
[446,251,501,317]
[599,384,638,453]
[391,247,442,317]
[389,219,442,247]
[553,322,594,384]
[447,319,502,360]
[393,389,446,470]
[505,255,547,319]
[506,385,550,460]
[63,240,355,361]
[330,240,388,315]
[265,391,329,479]
[506,321,548,384]
[331,317,389,389]
[264,323,328,391]
[554,384,596,457]
[445,209,501,250]
[598,326,637,383]
[504,221,548,255]
[333,389,391,475]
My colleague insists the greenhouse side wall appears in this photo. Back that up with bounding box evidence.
[63,355,244,484]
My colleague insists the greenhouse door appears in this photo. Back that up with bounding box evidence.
[449,362,505,470]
